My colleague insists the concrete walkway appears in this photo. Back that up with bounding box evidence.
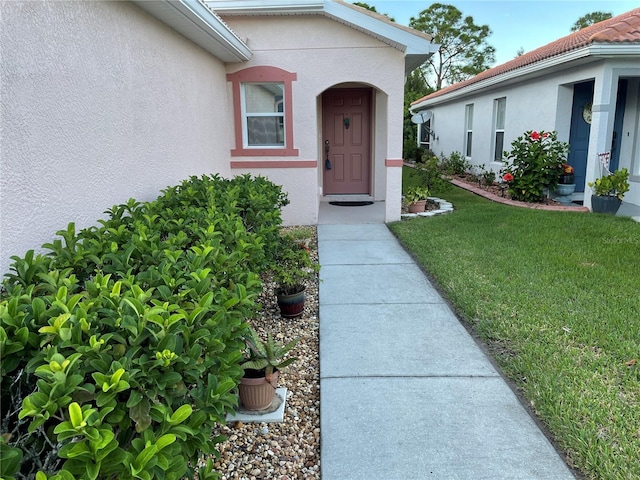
[318,223,576,480]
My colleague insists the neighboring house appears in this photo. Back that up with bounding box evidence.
[0,0,437,276]
[411,8,640,211]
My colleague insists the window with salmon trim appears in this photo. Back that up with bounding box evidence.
[227,66,298,156]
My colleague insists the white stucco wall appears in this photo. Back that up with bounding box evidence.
[419,59,640,209]
[425,63,606,169]
[222,15,406,223]
[0,1,233,276]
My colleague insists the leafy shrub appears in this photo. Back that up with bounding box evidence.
[413,152,450,193]
[415,148,437,165]
[482,169,496,186]
[272,234,319,296]
[503,130,569,202]
[439,151,471,176]
[0,174,289,479]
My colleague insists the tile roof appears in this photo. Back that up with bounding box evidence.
[412,8,640,106]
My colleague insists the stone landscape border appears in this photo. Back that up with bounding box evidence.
[449,178,590,212]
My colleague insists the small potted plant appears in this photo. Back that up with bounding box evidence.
[588,167,629,214]
[404,186,430,213]
[238,328,299,411]
[272,234,319,318]
[555,163,576,196]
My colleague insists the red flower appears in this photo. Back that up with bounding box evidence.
[562,163,574,174]
[542,132,550,140]
[529,131,541,141]
[503,172,514,182]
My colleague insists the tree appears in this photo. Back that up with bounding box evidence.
[403,70,434,161]
[571,11,612,31]
[352,2,395,22]
[409,3,495,90]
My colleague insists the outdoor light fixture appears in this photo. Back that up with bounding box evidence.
[344,117,350,129]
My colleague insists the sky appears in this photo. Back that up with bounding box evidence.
[349,1,640,65]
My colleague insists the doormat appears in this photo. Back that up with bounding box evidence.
[329,201,374,207]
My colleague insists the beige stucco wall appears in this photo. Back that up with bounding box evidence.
[223,16,406,224]
[0,1,232,276]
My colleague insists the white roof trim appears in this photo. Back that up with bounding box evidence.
[411,44,640,111]
[133,0,252,63]
[208,0,439,74]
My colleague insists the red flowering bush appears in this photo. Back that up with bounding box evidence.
[503,130,569,202]
[502,172,514,182]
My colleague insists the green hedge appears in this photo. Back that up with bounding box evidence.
[0,174,289,480]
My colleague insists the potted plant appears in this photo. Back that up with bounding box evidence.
[238,328,299,411]
[404,186,430,213]
[588,167,629,214]
[555,163,576,196]
[272,234,319,318]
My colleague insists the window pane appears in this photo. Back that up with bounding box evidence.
[245,84,284,113]
[466,132,473,157]
[247,116,284,146]
[494,132,504,161]
[466,104,474,129]
[420,121,430,145]
[496,98,506,129]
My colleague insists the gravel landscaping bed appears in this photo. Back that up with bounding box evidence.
[210,226,321,480]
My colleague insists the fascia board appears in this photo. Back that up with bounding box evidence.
[133,0,252,62]
[322,1,436,55]
[589,44,640,57]
[209,0,325,14]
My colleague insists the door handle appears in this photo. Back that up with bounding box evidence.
[324,140,331,170]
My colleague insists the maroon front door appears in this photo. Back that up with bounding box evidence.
[322,88,372,195]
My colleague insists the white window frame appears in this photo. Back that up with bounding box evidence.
[464,104,474,158]
[419,119,432,150]
[493,97,507,162]
[240,83,285,149]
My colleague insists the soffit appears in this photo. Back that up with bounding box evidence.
[132,0,252,62]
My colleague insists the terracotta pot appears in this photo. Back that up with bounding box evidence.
[238,370,279,411]
[276,287,306,318]
[408,200,427,213]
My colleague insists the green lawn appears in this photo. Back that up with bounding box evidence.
[391,171,640,480]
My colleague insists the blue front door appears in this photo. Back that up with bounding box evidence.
[568,81,594,192]
[610,79,628,172]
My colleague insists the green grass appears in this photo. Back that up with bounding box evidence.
[390,169,640,480]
